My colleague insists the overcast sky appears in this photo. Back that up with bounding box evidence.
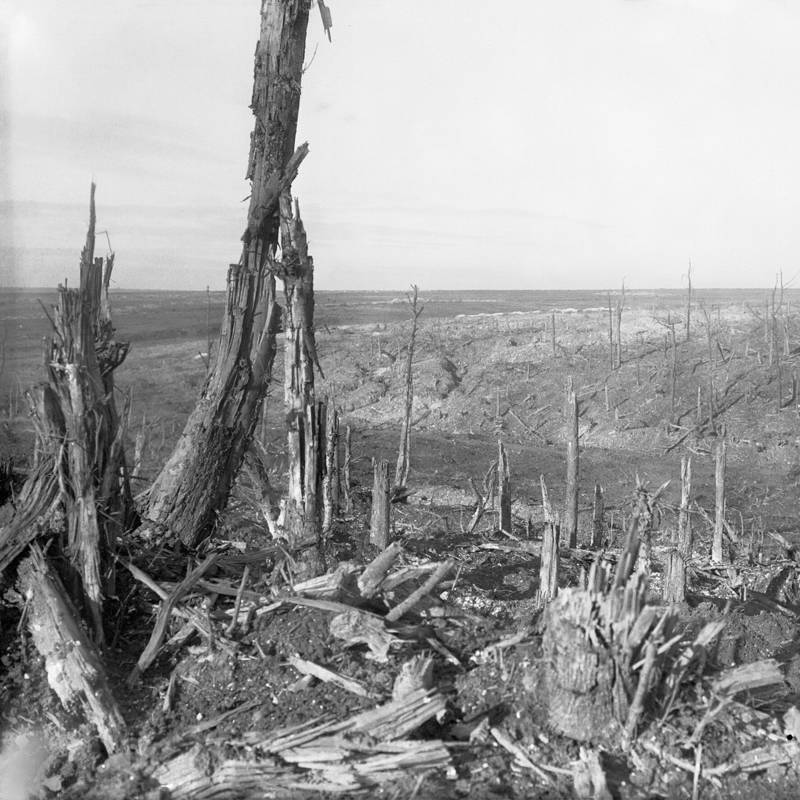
[2,0,800,291]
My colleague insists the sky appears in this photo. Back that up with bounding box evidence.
[2,0,800,291]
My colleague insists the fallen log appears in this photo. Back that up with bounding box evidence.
[18,545,127,754]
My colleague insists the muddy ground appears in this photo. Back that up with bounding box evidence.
[2,288,800,798]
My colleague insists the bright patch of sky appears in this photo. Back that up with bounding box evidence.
[3,0,800,290]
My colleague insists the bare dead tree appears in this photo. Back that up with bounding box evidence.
[591,483,604,549]
[343,425,353,514]
[677,455,692,559]
[700,304,716,435]
[146,0,312,547]
[563,382,579,548]
[712,439,727,563]
[394,285,423,491]
[537,475,559,607]
[370,458,391,549]
[685,260,692,342]
[614,280,625,369]
[497,440,512,534]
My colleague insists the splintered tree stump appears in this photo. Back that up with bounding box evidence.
[18,546,126,754]
[537,554,677,745]
[540,588,625,742]
[663,548,686,604]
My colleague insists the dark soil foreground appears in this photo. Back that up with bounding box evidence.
[2,289,800,799]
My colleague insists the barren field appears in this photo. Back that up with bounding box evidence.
[3,286,800,799]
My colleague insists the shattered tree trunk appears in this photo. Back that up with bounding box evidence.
[343,425,354,514]
[712,439,727,563]
[685,261,692,342]
[537,475,559,607]
[591,483,604,549]
[146,0,310,547]
[321,401,339,537]
[394,285,422,491]
[51,190,132,641]
[614,283,625,369]
[497,440,512,534]
[664,456,692,604]
[0,185,132,640]
[281,194,324,571]
[370,458,391,549]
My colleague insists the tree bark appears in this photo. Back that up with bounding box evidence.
[146,0,310,547]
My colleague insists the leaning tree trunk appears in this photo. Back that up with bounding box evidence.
[146,0,311,547]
